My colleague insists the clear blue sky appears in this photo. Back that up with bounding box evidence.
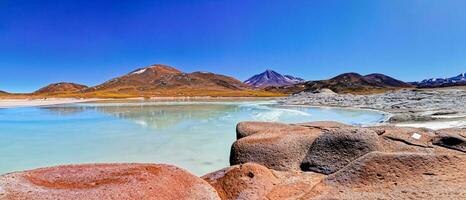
[1,0,466,92]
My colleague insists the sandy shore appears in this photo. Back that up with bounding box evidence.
[0,96,280,108]
[0,98,102,108]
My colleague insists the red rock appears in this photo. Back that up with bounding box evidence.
[236,121,311,139]
[0,163,220,200]
[373,126,435,147]
[202,163,324,200]
[202,163,279,199]
[230,128,322,171]
[296,121,352,129]
[305,152,466,199]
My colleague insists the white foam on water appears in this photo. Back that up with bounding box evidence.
[251,107,312,122]
[134,120,148,127]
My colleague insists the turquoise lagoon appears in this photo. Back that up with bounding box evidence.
[0,101,386,175]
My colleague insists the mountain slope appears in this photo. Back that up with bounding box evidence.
[412,72,466,88]
[364,73,414,88]
[82,64,280,97]
[244,69,304,88]
[266,72,413,94]
[34,82,88,94]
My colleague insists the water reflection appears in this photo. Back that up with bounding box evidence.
[0,101,387,176]
[41,104,240,129]
[40,106,87,116]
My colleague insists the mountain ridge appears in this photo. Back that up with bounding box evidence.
[79,64,280,97]
[412,72,466,88]
[6,66,463,98]
[34,82,88,94]
[266,72,413,94]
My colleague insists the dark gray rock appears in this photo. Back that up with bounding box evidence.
[300,128,383,174]
[433,129,466,152]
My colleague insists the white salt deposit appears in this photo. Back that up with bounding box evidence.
[411,133,422,140]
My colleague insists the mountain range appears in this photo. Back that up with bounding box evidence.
[78,64,279,97]
[266,73,414,94]
[244,69,305,88]
[19,64,278,98]
[1,65,464,98]
[411,72,466,88]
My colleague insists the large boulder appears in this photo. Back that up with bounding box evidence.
[202,163,279,200]
[202,163,325,200]
[300,128,383,174]
[227,122,466,199]
[0,163,220,200]
[230,128,322,171]
[305,152,466,199]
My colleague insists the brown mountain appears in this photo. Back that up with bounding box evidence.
[0,90,8,95]
[82,64,280,97]
[364,73,413,88]
[266,72,413,94]
[34,82,88,94]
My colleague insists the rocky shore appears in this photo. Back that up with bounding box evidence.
[281,89,466,126]
[1,121,465,199]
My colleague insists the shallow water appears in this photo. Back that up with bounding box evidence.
[0,101,386,175]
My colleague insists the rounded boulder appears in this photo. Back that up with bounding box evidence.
[0,163,220,200]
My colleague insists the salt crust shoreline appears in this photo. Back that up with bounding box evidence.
[281,89,466,130]
[1,95,463,130]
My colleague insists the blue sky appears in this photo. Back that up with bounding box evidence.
[1,0,466,92]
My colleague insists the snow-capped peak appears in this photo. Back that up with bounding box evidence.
[414,71,466,87]
[131,68,148,75]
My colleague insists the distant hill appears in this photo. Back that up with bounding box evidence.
[81,64,280,97]
[0,90,8,95]
[364,73,413,88]
[411,72,466,88]
[244,69,305,88]
[34,82,88,94]
[266,72,413,94]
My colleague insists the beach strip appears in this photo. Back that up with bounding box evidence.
[0,98,100,108]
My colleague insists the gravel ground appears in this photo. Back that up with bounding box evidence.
[281,89,466,124]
